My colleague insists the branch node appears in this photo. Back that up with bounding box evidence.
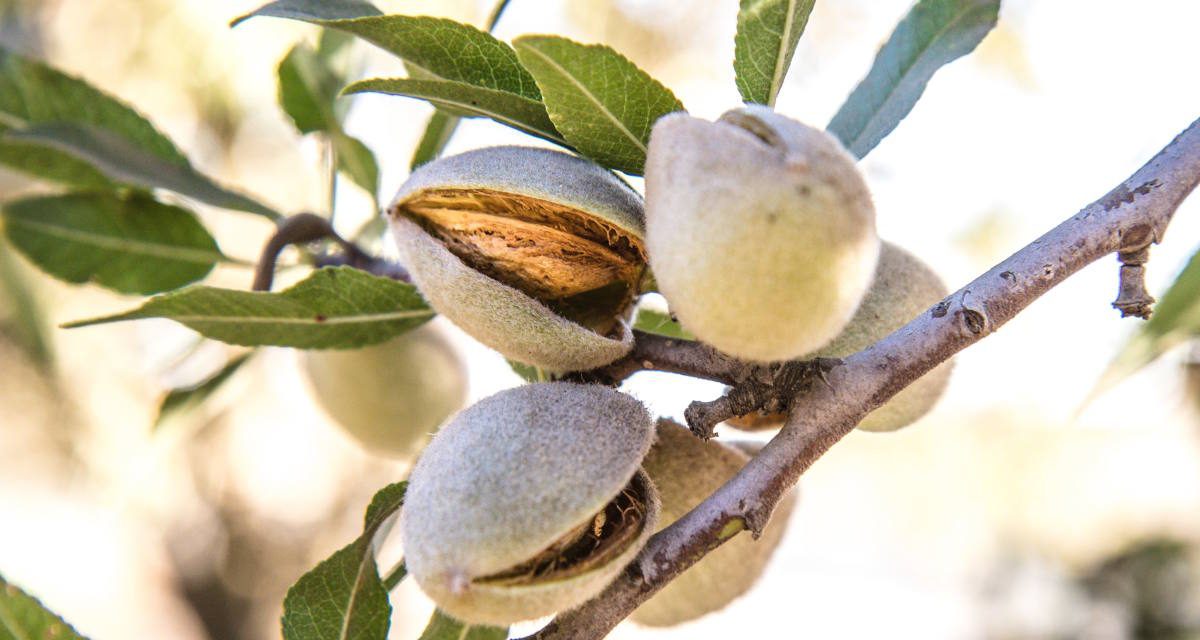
[1111,224,1160,319]
[683,358,842,440]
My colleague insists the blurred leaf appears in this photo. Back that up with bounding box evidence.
[826,0,999,158]
[0,46,185,189]
[0,240,53,369]
[633,308,694,340]
[236,6,541,100]
[6,123,281,219]
[318,28,358,59]
[2,192,225,295]
[278,44,378,200]
[418,611,506,640]
[344,78,564,145]
[508,359,550,383]
[1093,246,1200,397]
[333,132,379,200]
[513,35,684,175]
[281,481,406,640]
[153,352,253,431]
[63,267,433,349]
[410,110,461,171]
[733,0,817,106]
[278,43,344,134]
[0,574,90,640]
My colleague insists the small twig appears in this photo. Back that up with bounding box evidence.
[251,213,386,291]
[567,330,751,385]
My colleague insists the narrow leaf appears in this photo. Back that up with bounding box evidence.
[826,0,1000,158]
[236,5,540,100]
[0,46,186,188]
[333,132,379,200]
[410,110,461,170]
[63,267,433,349]
[514,35,684,175]
[418,610,507,640]
[281,482,406,640]
[0,575,90,640]
[2,192,224,295]
[734,0,817,106]
[154,352,253,431]
[633,308,694,340]
[6,123,280,219]
[1092,246,1200,397]
[344,78,564,145]
[232,0,382,25]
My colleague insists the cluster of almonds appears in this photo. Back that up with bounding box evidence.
[306,106,952,626]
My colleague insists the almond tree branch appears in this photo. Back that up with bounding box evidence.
[531,116,1200,640]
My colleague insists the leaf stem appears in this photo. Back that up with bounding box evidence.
[382,560,407,591]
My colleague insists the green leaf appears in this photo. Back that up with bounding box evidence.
[734,0,817,106]
[410,110,461,171]
[5,123,281,219]
[513,35,684,175]
[236,5,540,100]
[333,132,379,200]
[276,43,378,200]
[633,308,694,340]
[344,78,564,145]
[418,610,507,640]
[0,241,54,369]
[400,0,516,171]
[1093,246,1200,397]
[508,359,550,383]
[278,43,345,135]
[0,575,90,640]
[154,352,253,431]
[2,192,225,295]
[0,46,185,188]
[63,267,433,348]
[826,0,999,158]
[232,0,382,25]
[281,481,406,640]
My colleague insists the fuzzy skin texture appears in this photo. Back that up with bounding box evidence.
[729,242,952,433]
[393,145,644,239]
[392,217,634,372]
[301,324,466,460]
[631,420,796,627]
[645,105,879,362]
[402,383,658,626]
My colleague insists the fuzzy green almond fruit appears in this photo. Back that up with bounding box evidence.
[632,419,796,627]
[301,324,467,459]
[389,146,647,372]
[402,382,659,626]
[728,242,952,433]
[645,105,880,362]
